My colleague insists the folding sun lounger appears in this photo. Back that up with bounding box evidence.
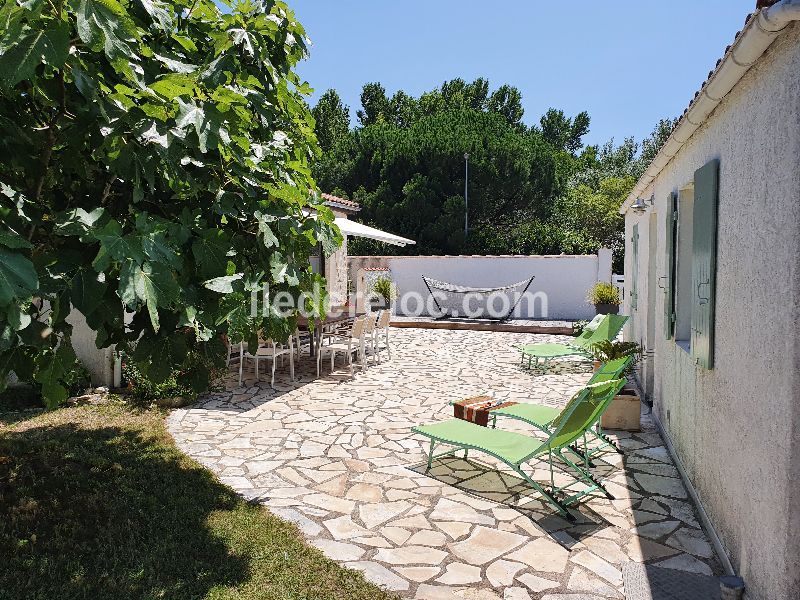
[518,314,628,372]
[412,379,626,520]
[488,356,633,463]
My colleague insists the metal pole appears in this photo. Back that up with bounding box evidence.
[464,153,469,237]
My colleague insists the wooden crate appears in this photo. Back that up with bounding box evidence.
[601,387,641,431]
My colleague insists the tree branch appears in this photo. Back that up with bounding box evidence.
[31,70,67,203]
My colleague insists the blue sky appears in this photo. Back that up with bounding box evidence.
[290,0,755,148]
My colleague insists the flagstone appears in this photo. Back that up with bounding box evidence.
[167,327,721,598]
[436,563,482,585]
[322,515,372,540]
[303,493,355,514]
[570,551,622,586]
[407,529,448,547]
[374,545,448,566]
[625,535,681,561]
[351,535,393,548]
[429,498,496,526]
[664,528,714,558]
[449,526,526,565]
[581,537,629,564]
[383,526,413,545]
[309,539,365,562]
[566,567,621,598]
[359,501,412,528]
[314,474,349,496]
[503,588,533,600]
[486,560,526,587]
[516,573,560,593]
[396,566,441,582]
[415,584,466,599]
[505,538,570,573]
[346,483,384,502]
[655,553,714,576]
[633,473,688,499]
[434,521,474,540]
[632,520,681,540]
[270,507,323,537]
[345,560,410,591]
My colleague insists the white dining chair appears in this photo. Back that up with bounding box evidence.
[239,336,294,388]
[317,316,366,376]
[374,309,392,362]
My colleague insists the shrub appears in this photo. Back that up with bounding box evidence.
[122,350,223,403]
[371,276,398,301]
[587,282,621,305]
[590,339,643,374]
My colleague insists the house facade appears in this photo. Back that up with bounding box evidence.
[620,3,800,599]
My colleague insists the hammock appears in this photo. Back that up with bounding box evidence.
[422,275,535,321]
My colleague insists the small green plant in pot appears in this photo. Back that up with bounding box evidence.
[591,339,645,431]
[587,282,621,315]
[370,276,397,310]
[590,339,643,374]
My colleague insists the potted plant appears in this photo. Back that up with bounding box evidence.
[590,340,644,431]
[587,282,621,315]
[369,276,397,311]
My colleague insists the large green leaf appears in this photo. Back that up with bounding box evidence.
[0,232,32,249]
[70,268,108,317]
[203,274,241,294]
[74,0,138,61]
[0,22,70,88]
[192,230,229,279]
[0,248,39,306]
[92,220,145,268]
[119,261,180,332]
[34,342,77,408]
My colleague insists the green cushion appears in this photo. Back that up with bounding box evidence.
[412,419,547,465]
[491,403,560,426]
[519,343,578,358]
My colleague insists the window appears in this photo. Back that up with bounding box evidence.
[662,159,719,369]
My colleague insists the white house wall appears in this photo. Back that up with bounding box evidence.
[624,24,800,600]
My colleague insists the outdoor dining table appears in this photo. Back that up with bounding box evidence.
[297,310,366,357]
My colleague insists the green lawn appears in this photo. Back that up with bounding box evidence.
[0,396,396,600]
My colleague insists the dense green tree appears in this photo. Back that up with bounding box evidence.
[488,84,524,129]
[636,117,677,178]
[321,109,564,255]
[0,0,338,406]
[389,90,420,128]
[312,89,351,152]
[356,82,391,126]
[540,108,591,155]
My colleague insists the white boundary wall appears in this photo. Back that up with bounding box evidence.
[349,250,612,320]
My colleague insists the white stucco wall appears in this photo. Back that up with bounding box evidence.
[349,251,613,320]
[623,24,800,600]
[67,310,114,387]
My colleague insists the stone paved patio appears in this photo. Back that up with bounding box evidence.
[167,328,722,599]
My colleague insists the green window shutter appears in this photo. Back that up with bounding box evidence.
[663,193,677,339]
[630,225,639,309]
[690,159,719,369]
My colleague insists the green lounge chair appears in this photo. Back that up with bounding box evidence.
[490,356,633,462]
[412,379,627,520]
[518,314,628,372]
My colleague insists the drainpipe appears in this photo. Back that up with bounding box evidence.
[763,0,800,28]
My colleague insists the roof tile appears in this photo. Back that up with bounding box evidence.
[321,193,361,212]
